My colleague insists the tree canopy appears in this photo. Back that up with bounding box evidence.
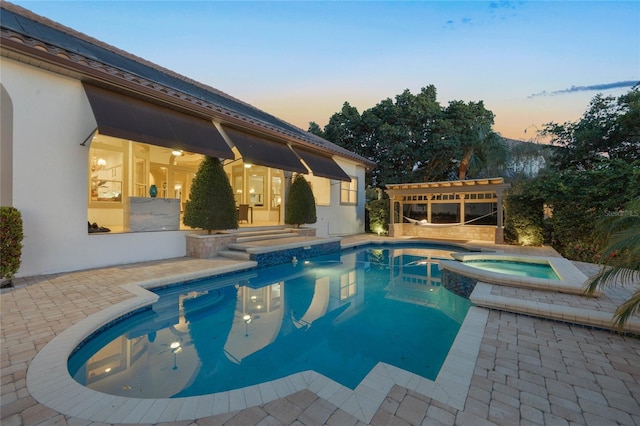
[542,85,640,170]
[310,85,506,186]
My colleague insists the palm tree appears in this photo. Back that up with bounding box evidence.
[458,127,508,180]
[585,198,640,330]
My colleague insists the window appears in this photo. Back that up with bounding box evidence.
[464,202,497,225]
[249,174,264,206]
[403,203,427,222]
[88,133,202,233]
[89,138,125,203]
[340,177,357,205]
[340,271,357,300]
[271,175,282,209]
[431,203,460,224]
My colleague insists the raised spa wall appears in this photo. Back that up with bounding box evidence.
[441,268,478,299]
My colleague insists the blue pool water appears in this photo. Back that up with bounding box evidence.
[464,260,560,280]
[68,245,473,398]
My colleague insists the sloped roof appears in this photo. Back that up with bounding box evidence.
[0,1,375,168]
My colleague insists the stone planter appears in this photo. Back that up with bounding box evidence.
[293,227,316,237]
[186,233,238,259]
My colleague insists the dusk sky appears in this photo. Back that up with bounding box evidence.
[10,1,640,141]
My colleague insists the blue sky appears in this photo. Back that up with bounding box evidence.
[10,1,640,141]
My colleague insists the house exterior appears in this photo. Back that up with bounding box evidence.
[0,2,374,277]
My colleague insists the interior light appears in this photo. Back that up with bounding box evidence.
[97,158,107,167]
[172,150,183,156]
[244,163,252,168]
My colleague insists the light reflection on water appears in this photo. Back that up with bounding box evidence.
[68,246,473,398]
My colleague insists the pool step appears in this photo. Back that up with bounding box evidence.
[236,232,300,243]
[219,227,341,265]
[218,250,251,261]
[219,228,304,261]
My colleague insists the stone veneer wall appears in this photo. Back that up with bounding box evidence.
[399,224,497,242]
[441,268,478,299]
[186,233,237,259]
[294,228,316,237]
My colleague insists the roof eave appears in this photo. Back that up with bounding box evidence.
[1,26,375,169]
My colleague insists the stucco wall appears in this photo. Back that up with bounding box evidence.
[1,58,188,276]
[309,159,366,237]
[1,58,367,276]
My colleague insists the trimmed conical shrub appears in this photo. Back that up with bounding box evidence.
[183,156,238,234]
[285,174,317,228]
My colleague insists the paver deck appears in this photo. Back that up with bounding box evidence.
[1,235,639,425]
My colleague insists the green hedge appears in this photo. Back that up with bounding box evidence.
[366,198,389,235]
[504,191,544,246]
[1,206,24,280]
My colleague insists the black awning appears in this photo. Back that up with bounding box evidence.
[83,83,234,159]
[222,126,307,173]
[292,147,351,181]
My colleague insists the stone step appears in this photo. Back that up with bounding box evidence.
[236,232,300,243]
[228,236,341,254]
[218,250,251,261]
[234,228,297,238]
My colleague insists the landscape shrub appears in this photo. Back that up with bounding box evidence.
[366,198,389,235]
[1,206,24,281]
[183,156,238,234]
[285,174,317,228]
[504,191,544,246]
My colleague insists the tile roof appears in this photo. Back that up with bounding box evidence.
[0,1,375,168]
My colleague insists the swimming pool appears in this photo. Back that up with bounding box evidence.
[68,245,472,399]
[463,259,560,280]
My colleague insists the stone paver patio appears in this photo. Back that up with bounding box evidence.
[1,236,639,425]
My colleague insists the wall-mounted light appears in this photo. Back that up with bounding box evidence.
[172,150,183,156]
[244,163,252,169]
[91,157,107,171]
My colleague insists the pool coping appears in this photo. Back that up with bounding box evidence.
[26,250,488,424]
[470,282,640,334]
[440,253,592,295]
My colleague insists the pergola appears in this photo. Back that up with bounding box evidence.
[385,178,511,243]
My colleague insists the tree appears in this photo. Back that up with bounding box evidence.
[585,197,640,330]
[307,121,324,138]
[317,85,503,186]
[285,174,317,228]
[436,100,507,180]
[183,156,238,234]
[542,85,640,170]
[322,102,364,155]
[527,160,640,261]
